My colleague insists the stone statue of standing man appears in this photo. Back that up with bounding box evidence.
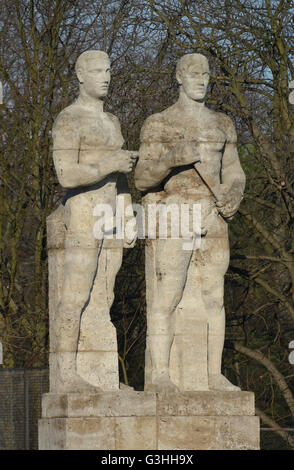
[49,50,137,393]
[135,53,246,392]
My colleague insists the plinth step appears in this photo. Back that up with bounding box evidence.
[39,391,259,450]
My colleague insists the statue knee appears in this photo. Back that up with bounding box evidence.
[55,334,79,352]
[147,310,172,335]
[55,292,91,333]
[150,289,182,316]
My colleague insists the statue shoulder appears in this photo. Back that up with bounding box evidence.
[105,112,122,129]
[140,113,162,143]
[53,103,82,132]
[213,111,237,143]
[140,107,174,143]
[52,103,83,144]
[105,111,119,122]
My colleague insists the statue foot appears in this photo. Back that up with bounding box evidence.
[209,374,240,391]
[148,375,179,392]
[54,352,102,393]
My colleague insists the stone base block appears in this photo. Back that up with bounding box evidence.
[39,391,260,450]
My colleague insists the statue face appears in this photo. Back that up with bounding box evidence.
[79,57,111,99]
[177,58,209,102]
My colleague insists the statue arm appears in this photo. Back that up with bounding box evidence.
[213,115,246,218]
[134,142,174,191]
[135,115,201,192]
[53,150,114,189]
[217,140,246,218]
[116,173,137,247]
[134,115,175,191]
[221,142,246,196]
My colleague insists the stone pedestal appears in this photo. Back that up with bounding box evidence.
[39,391,260,450]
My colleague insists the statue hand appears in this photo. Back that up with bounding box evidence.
[124,217,138,248]
[110,150,138,174]
[216,185,242,219]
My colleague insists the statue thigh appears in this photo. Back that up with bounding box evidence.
[197,233,230,319]
[146,238,193,334]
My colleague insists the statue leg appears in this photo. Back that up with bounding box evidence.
[199,235,240,391]
[104,246,123,311]
[56,246,99,351]
[146,238,193,391]
[103,247,133,390]
[54,245,103,392]
[52,193,105,392]
[75,244,124,390]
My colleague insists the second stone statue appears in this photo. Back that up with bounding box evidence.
[135,53,246,392]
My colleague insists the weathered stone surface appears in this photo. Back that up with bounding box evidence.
[215,416,260,450]
[39,415,260,450]
[39,391,259,450]
[115,417,157,450]
[39,418,67,450]
[39,418,116,450]
[39,414,259,450]
[47,205,65,250]
[135,53,246,393]
[49,351,118,393]
[42,392,156,418]
[66,418,116,450]
[158,416,215,450]
[170,320,208,390]
[156,391,255,416]
[77,316,117,352]
[47,209,65,355]
[42,394,69,419]
[158,416,259,450]
[76,351,119,390]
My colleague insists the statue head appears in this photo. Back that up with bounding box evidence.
[75,50,111,100]
[176,53,210,102]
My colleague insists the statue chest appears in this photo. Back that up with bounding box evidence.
[160,118,226,149]
[79,113,124,151]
